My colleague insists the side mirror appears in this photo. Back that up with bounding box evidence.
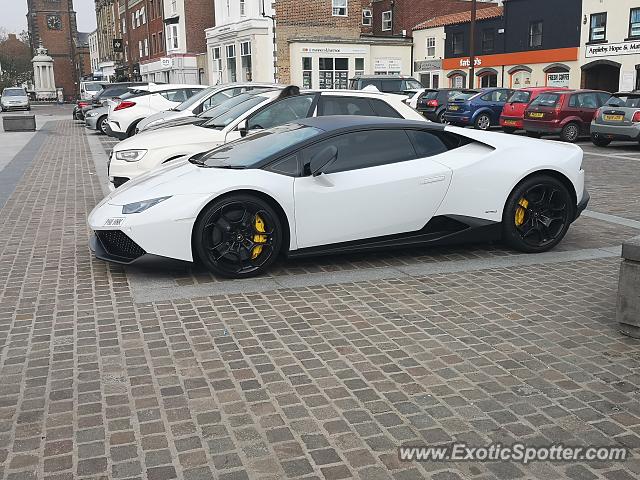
[238,119,248,138]
[310,145,338,177]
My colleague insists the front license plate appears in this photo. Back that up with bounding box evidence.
[603,114,624,121]
[528,112,544,118]
[448,105,460,111]
[104,217,125,227]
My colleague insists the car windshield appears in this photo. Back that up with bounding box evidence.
[200,95,268,129]
[3,89,26,97]
[606,94,640,108]
[85,83,104,92]
[119,89,150,100]
[452,92,479,101]
[194,124,322,168]
[508,91,532,103]
[100,86,134,98]
[174,86,216,111]
[530,93,561,107]
[404,80,423,90]
[421,91,438,100]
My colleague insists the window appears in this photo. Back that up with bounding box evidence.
[240,41,252,82]
[240,0,246,16]
[303,130,416,175]
[405,131,449,158]
[590,13,607,42]
[302,57,312,89]
[319,58,348,89]
[382,11,392,31]
[370,99,402,118]
[161,89,189,103]
[131,12,135,30]
[432,74,439,89]
[426,37,436,57]
[355,58,364,77]
[479,73,497,88]
[630,8,640,38]
[482,29,494,53]
[136,10,141,27]
[480,89,507,102]
[158,31,163,52]
[451,74,464,88]
[138,40,143,58]
[144,38,149,57]
[529,21,543,48]
[247,95,315,131]
[569,92,599,109]
[171,0,177,14]
[453,32,464,55]
[121,16,126,34]
[141,7,146,24]
[212,47,222,84]
[167,24,179,50]
[511,70,531,88]
[332,0,347,16]
[226,45,237,83]
[362,9,372,26]
[319,96,377,116]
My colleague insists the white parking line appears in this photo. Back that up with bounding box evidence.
[582,210,640,230]
[582,151,640,162]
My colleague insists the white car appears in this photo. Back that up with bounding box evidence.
[107,88,425,190]
[105,83,207,140]
[137,83,282,132]
[89,116,589,278]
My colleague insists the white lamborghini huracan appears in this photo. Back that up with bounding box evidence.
[88,116,589,278]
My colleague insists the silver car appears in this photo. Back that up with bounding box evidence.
[84,106,110,134]
[591,91,640,147]
[1,87,31,112]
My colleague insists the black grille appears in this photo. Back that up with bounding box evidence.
[96,230,145,261]
[113,177,129,188]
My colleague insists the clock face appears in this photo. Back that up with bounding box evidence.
[47,15,62,30]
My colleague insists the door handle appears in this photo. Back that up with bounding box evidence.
[421,175,446,185]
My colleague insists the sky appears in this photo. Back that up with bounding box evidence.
[2,0,97,34]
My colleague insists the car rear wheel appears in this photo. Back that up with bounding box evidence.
[590,132,611,147]
[560,122,580,143]
[474,113,491,131]
[502,175,574,253]
[502,127,517,134]
[97,116,108,135]
[193,194,283,278]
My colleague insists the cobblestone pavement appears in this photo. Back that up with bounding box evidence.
[1,120,639,480]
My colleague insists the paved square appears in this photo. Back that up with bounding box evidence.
[1,111,639,479]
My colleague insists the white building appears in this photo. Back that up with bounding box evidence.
[412,24,445,89]
[580,0,640,92]
[205,0,276,85]
[88,30,100,76]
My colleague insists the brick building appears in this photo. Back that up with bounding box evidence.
[370,0,498,37]
[95,0,120,80]
[27,0,81,99]
[276,0,413,87]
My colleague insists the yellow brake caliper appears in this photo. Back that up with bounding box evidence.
[251,214,267,260]
[515,198,528,226]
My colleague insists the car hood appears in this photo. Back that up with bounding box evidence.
[113,124,224,152]
[138,110,184,129]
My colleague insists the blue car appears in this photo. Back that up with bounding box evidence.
[444,88,513,130]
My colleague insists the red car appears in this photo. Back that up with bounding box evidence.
[523,89,611,142]
[500,87,565,133]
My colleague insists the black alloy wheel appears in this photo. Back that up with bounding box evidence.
[194,194,282,278]
[474,113,491,131]
[502,175,574,253]
[560,122,580,143]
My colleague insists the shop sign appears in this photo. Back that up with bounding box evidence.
[586,40,640,58]
[547,72,570,87]
[459,57,482,67]
[160,57,173,68]
[300,46,368,55]
[374,57,402,71]
[414,59,442,72]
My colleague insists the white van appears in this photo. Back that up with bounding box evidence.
[80,81,109,101]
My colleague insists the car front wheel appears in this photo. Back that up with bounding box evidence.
[474,113,491,131]
[502,175,574,253]
[97,116,108,134]
[193,194,283,278]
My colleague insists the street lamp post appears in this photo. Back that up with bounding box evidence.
[468,0,477,89]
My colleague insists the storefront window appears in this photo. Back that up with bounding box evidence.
[302,57,312,89]
[511,70,531,88]
[319,57,348,89]
[479,73,497,88]
[355,58,364,77]
[212,47,222,84]
[240,42,252,82]
[451,75,464,88]
[590,13,607,42]
[226,45,237,83]
[433,74,439,89]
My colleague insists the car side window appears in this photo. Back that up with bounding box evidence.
[597,93,611,106]
[247,95,315,131]
[266,154,300,177]
[161,89,189,102]
[370,99,403,118]
[577,93,599,109]
[480,92,493,102]
[496,90,510,102]
[318,96,376,116]
[569,94,579,108]
[405,130,449,158]
[303,130,416,175]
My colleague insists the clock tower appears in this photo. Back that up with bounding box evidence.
[26,0,80,99]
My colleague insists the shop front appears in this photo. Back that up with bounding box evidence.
[442,47,580,89]
[414,60,442,89]
[581,40,640,92]
[288,39,412,90]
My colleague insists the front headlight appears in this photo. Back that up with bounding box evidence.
[115,149,147,162]
[122,196,172,214]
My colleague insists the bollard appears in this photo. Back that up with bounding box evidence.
[617,235,640,338]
